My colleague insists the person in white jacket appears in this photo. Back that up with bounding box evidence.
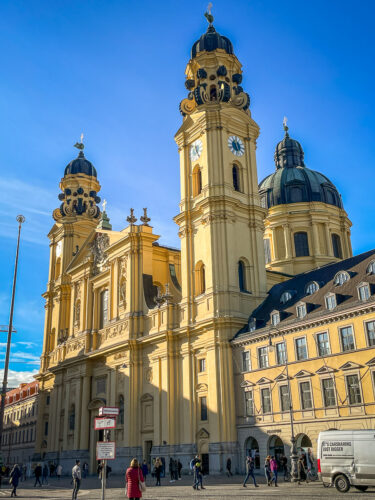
[71,460,81,500]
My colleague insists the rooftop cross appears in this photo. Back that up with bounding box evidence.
[102,199,107,213]
[283,116,289,135]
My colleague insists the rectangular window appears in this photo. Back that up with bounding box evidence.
[100,289,109,329]
[198,358,206,372]
[346,374,362,405]
[264,239,271,264]
[340,326,355,352]
[96,377,106,395]
[276,342,287,365]
[358,284,370,301]
[296,304,306,319]
[295,337,308,360]
[44,421,48,436]
[258,347,269,369]
[271,312,280,326]
[200,396,208,421]
[365,321,375,346]
[279,385,290,412]
[261,388,271,414]
[242,351,251,372]
[245,390,254,417]
[300,381,313,409]
[46,395,50,405]
[317,332,331,356]
[325,294,336,310]
[322,378,336,407]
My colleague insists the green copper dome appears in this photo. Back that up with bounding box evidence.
[259,128,343,209]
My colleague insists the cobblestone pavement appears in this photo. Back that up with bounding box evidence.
[0,475,373,499]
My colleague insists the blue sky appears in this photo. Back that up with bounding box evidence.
[0,0,374,385]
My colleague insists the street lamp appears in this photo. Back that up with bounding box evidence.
[268,329,299,482]
[0,215,25,449]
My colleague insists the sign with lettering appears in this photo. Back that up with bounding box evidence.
[98,406,119,417]
[321,440,353,458]
[94,417,116,430]
[96,441,116,460]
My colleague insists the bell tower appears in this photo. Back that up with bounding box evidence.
[175,13,267,331]
[40,139,102,371]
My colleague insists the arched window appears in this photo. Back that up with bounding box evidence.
[192,166,202,196]
[195,261,206,296]
[100,289,109,329]
[305,281,319,295]
[118,395,124,425]
[209,85,217,101]
[294,232,309,257]
[367,260,375,275]
[238,260,247,292]
[232,165,240,191]
[280,291,294,304]
[289,186,303,203]
[334,271,350,286]
[332,234,342,259]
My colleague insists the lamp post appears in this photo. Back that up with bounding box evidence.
[268,330,299,481]
[0,215,25,449]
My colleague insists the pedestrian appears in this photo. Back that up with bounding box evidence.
[193,459,205,490]
[226,457,232,477]
[169,457,175,483]
[10,464,22,498]
[190,455,199,489]
[141,460,148,484]
[270,456,278,486]
[177,459,182,480]
[72,460,81,500]
[243,456,259,488]
[106,465,112,479]
[82,462,88,479]
[42,463,49,485]
[56,464,62,480]
[297,455,307,484]
[264,456,271,486]
[280,455,288,480]
[49,463,55,477]
[125,458,145,499]
[34,463,42,487]
[153,458,162,486]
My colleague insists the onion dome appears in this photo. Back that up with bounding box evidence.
[64,150,97,177]
[191,25,233,59]
[259,123,343,209]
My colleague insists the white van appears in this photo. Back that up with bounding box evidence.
[317,430,375,493]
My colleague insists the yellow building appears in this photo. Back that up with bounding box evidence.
[34,13,372,474]
[232,251,375,470]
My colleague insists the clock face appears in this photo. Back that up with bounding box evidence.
[228,135,245,157]
[190,139,203,161]
[56,241,62,257]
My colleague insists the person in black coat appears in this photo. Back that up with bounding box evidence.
[34,464,42,487]
[10,464,22,497]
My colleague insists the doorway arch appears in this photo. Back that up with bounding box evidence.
[296,433,312,451]
[244,436,260,469]
[268,435,284,461]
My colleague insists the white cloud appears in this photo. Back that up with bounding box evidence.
[0,369,38,388]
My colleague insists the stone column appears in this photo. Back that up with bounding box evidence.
[62,381,71,451]
[73,381,82,450]
[312,222,320,256]
[324,223,333,256]
[54,384,62,451]
[79,376,90,450]
[283,224,292,259]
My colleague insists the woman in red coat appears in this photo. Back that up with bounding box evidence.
[125,458,145,499]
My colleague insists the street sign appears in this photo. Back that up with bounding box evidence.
[98,406,119,417]
[95,417,116,430]
[96,441,116,460]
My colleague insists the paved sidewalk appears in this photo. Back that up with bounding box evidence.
[0,474,373,499]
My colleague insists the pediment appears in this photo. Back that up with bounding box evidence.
[196,383,208,392]
[196,428,209,439]
[66,230,96,273]
[366,357,375,366]
[274,374,290,381]
[87,397,106,411]
[256,377,273,385]
[140,393,153,403]
[294,370,313,378]
[240,380,254,388]
[339,361,363,371]
[316,366,336,374]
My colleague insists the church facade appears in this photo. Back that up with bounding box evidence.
[34,17,371,474]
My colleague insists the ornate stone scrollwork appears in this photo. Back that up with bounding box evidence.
[90,233,110,276]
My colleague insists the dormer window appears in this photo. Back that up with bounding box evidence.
[271,311,280,326]
[280,291,293,304]
[358,282,370,301]
[305,281,319,296]
[296,302,307,319]
[334,271,350,286]
[367,260,375,275]
[248,317,256,332]
[325,293,337,310]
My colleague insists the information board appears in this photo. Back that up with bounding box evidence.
[94,417,116,430]
[98,406,119,417]
[96,441,116,460]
